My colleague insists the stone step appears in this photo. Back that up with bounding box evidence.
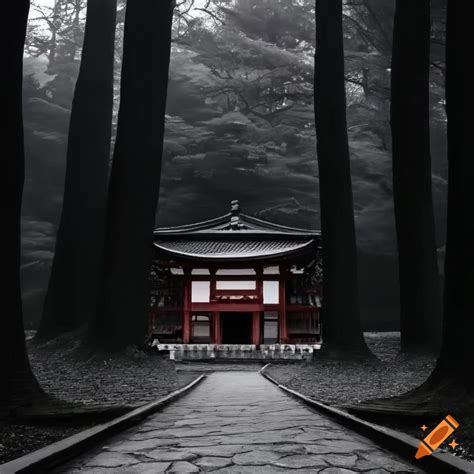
[150,342,321,360]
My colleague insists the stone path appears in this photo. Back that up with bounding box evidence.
[58,372,423,473]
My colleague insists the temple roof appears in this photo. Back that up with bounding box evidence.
[153,200,320,261]
[155,238,315,261]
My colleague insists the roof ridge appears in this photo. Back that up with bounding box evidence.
[153,201,320,235]
[154,213,232,233]
[239,213,318,233]
[154,214,319,236]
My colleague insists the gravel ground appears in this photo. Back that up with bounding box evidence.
[27,333,194,407]
[0,424,83,465]
[267,332,436,406]
[0,332,196,465]
[267,332,474,462]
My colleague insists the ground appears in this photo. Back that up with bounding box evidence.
[0,332,195,464]
[1,332,472,468]
[267,332,474,462]
[267,333,436,405]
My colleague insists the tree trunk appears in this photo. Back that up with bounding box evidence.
[314,0,369,353]
[434,0,474,387]
[88,0,174,350]
[1,0,43,411]
[37,0,117,339]
[391,0,440,352]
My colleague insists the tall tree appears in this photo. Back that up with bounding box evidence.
[37,0,117,339]
[434,0,473,386]
[88,0,175,350]
[390,0,440,352]
[314,0,369,353]
[1,0,43,411]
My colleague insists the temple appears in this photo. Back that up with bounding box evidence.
[148,201,323,358]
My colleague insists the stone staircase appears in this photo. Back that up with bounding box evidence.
[150,342,321,361]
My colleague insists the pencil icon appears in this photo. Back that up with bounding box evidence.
[415,415,459,459]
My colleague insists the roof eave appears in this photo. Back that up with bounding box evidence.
[152,240,318,263]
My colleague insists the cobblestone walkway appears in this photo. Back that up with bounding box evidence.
[59,372,422,473]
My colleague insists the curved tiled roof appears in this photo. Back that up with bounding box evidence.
[154,238,315,261]
[153,201,320,261]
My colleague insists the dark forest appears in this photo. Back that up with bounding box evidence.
[1,0,473,471]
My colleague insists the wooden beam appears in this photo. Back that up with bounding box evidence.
[189,303,288,312]
[279,266,288,343]
[209,267,217,302]
[212,312,221,344]
[182,269,192,343]
[214,289,259,296]
[192,303,265,312]
[256,266,264,305]
[153,255,317,270]
[187,275,280,281]
[252,312,261,346]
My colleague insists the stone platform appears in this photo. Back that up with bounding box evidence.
[150,342,321,361]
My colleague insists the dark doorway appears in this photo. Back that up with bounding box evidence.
[221,312,252,344]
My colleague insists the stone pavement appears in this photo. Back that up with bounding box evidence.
[58,372,423,473]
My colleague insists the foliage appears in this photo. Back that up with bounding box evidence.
[20,0,448,327]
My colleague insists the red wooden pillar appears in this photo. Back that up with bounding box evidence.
[252,312,261,346]
[210,267,216,302]
[182,269,192,343]
[256,266,263,303]
[213,311,221,344]
[252,266,263,346]
[279,266,288,343]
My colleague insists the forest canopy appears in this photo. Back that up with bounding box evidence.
[21,0,447,329]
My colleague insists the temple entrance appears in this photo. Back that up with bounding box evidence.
[221,312,252,344]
